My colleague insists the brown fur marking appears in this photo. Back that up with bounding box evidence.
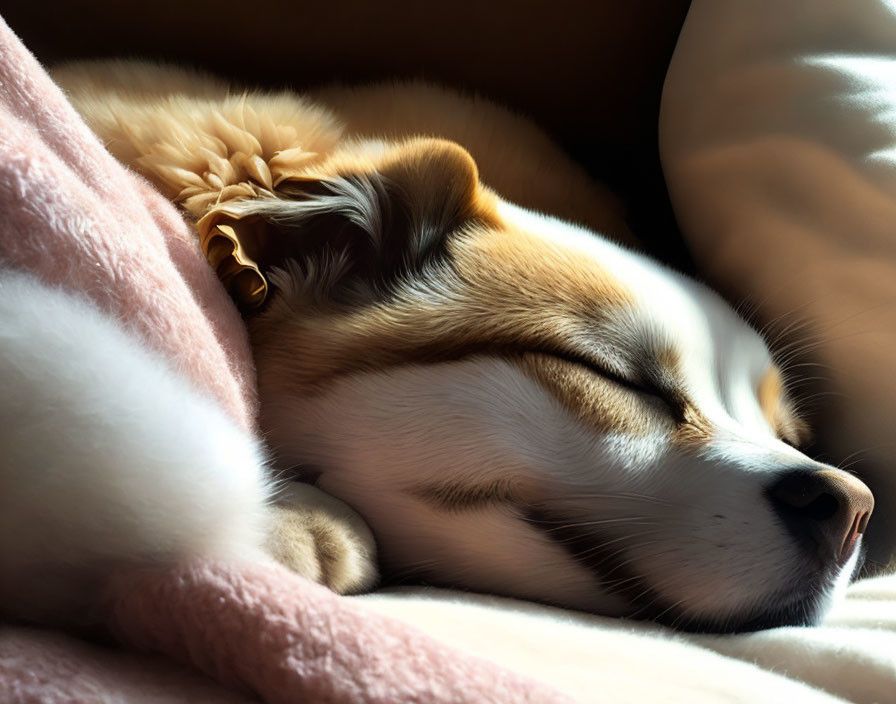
[758,366,810,447]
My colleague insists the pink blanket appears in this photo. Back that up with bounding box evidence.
[0,16,571,704]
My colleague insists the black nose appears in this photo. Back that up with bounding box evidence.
[767,469,874,564]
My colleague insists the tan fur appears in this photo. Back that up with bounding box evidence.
[52,62,342,217]
[652,347,716,449]
[672,406,716,449]
[519,354,666,435]
[758,366,810,448]
[409,476,533,512]
[758,366,783,425]
[52,62,630,240]
[266,483,377,594]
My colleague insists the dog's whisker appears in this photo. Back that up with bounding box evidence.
[784,374,832,386]
[594,541,664,580]
[763,311,817,350]
[779,360,828,372]
[600,574,642,590]
[649,594,696,626]
[529,517,658,533]
[775,326,887,365]
[570,492,674,506]
[763,293,896,358]
[546,528,661,551]
[570,533,663,563]
[620,584,664,618]
[666,595,705,631]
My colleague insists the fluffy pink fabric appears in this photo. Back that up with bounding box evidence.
[0,627,254,704]
[103,561,572,703]
[0,15,256,431]
[0,16,571,704]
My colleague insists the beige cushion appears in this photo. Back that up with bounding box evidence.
[358,570,896,703]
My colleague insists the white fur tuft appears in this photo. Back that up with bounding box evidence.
[0,268,272,624]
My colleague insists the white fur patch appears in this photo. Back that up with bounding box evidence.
[0,269,272,624]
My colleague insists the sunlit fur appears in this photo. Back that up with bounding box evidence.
[47,61,869,632]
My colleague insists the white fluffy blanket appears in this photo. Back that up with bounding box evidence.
[360,571,896,702]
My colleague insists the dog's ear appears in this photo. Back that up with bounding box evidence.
[198,138,495,311]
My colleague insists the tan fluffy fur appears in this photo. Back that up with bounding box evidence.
[53,61,629,238]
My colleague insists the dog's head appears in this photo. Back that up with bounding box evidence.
[231,138,873,632]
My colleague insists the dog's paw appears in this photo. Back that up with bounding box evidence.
[266,482,379,594]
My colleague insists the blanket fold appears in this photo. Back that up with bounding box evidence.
[103,561,573,704]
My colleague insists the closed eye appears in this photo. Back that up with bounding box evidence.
[495,343,640,393]
[503,344,688,422]
[543,349,653,396]
[535,348,688,420]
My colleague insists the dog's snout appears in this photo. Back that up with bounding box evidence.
[768,469,874,564]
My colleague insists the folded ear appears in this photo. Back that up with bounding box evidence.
[197,138,496,311]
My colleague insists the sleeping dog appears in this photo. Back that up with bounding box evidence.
[1,61,873,633]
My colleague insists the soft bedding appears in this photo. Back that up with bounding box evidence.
[3,0,896,701]
[359,572,896,703]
